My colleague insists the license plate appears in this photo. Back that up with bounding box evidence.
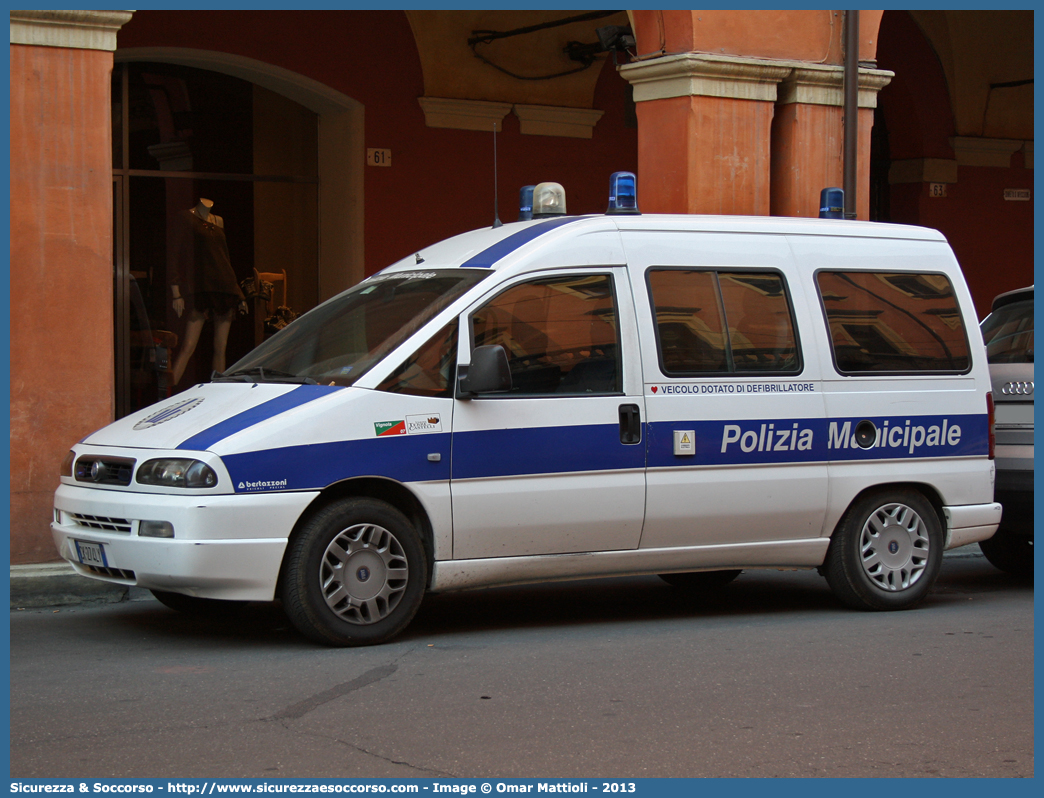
[75,540,108,568]
[995,403,1033,426]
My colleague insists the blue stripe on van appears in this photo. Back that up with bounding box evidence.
[645,413,988,468]
[451,423,645,479]
[223,433,452,492]
[221,423,638,493]
[218,412,989,493]
[178,384,341,452]
[460,217,587,269]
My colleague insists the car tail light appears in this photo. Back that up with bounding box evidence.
[986,391,996,460]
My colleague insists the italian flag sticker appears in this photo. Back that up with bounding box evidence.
[374,420,407,436]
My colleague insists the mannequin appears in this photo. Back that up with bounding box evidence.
[170,199,247,385]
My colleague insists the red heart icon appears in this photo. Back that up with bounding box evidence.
[651,386,658,393]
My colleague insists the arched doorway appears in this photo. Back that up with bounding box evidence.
[112,49,364,416]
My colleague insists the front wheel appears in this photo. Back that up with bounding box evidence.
[824,489,942,610]
[281,498,428,646]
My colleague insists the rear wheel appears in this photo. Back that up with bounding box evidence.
[979,531,1033,578]
[281,498,427,646]
[824,489,942,610]
[150,590,246,616]
[659,570,741,591]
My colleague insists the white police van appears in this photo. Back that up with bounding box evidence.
[52,176,1001,646]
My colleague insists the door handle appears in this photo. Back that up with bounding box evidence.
[619,404,641,444]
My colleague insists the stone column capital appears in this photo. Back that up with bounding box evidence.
[620,53,893,109]
[777,63,893,108]
[10,9,134,51]
[620,53,793,103]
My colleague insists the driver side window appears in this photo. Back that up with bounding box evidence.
[471,274,621,395]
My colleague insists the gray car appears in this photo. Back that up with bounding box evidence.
[980,286,1034,576]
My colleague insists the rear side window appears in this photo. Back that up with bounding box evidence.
[981,297,1033,364]
[816,271,971,373]
[647,269,800,375]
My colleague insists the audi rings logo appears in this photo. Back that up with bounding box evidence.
[1001,381,1034,396]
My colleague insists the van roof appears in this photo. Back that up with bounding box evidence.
[381,214,948,274]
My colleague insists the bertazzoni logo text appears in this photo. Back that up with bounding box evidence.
[237,478,289,492]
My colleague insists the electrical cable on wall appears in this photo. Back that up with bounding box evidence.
[468,10,625,81]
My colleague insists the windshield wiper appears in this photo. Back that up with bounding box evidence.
[212,367,317,385]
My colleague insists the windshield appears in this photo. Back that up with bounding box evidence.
[981,297,1033,364]
[221,269,490,386]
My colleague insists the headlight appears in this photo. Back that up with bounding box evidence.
[136,458,218,489]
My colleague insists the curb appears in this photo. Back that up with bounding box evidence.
[10,563,134,608]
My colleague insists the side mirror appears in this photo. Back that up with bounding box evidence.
[457,345,512,397]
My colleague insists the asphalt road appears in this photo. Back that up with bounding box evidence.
[9,550,1033,779]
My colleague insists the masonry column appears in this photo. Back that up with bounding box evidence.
[10,10,133,563]
[771,65,892,219]
[620,54,791,215]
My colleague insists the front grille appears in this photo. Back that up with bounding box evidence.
[74,456,135,486]
[81,564,136,581]
[71,513,133,534]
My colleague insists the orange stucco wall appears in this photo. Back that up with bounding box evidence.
[637,95,773,216]
[771,105,875,220]
[771,103,841,217]
[630,10,885,219]
[632,10,883,64]
[10,44,115,563]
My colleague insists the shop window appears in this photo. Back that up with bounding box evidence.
[113,62,319,417]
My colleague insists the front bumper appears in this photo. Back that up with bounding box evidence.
[52,484,320,601]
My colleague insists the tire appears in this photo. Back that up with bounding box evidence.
[281,498,427,646]
[659,570,742,590]
[824,489,943,611]
[979,531,1033,578]
[150,590,246,616]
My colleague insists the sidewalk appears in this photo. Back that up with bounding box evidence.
[10,548,990,609]
[9,562,147,608]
